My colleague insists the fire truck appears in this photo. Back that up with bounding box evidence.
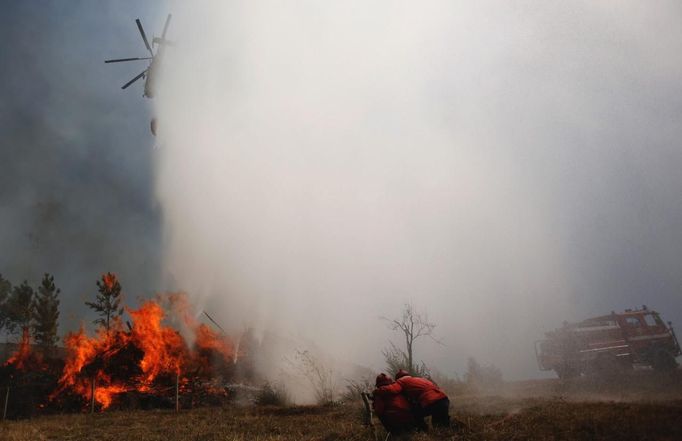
[535,306,681,378]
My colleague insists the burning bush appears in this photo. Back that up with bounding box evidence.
[51,294,241,411]
[1,328,64,418]
[255,381,290,406]
[0,272,260,418]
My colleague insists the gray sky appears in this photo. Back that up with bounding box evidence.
[0,1,163,327]
[1,1,682,380]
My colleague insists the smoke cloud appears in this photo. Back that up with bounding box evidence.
[0,2,162,328]
[4,1,680,381]
[154,1,682,378]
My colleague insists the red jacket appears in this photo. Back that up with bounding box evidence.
[372,387,415,428]
[378,375,447,408]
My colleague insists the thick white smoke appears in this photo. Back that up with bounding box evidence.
[154,1,682,379]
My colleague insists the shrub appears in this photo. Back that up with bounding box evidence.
[465,357,503,392]
[255,382,290,406]
[430,369,468,396]
[341,376,374,403]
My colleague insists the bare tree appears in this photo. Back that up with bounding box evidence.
[382,303,440,375]
[287,349,336,404]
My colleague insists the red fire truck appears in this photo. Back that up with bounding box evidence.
[535,306,680,378]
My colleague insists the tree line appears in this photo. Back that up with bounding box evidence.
[0,272,124,355]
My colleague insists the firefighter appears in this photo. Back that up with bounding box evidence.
[372,373,423,434]
[378,369,451,428]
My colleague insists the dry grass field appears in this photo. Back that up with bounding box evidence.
[2,373,682,441]
[2,398,681,441]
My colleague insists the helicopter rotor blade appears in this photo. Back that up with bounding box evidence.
[135,19,154,56]
[105,57,153,63]
[161,14,172,39]
[121,70,147,90]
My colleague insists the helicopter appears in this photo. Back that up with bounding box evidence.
[105,14,173,135]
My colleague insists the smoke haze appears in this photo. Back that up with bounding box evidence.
[156,1,682,379]
[0,2,161,327]
[1,1,682,381]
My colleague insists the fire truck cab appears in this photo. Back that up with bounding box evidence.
[536,306,681,379]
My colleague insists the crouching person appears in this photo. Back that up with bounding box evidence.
[372,373,423,435]
[385,369,451,428]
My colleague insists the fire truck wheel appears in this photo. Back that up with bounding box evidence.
[652,349,678,372]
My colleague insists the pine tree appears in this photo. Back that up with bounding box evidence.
[32,273,60,352]
[0,274,11,333]
[5,280,35,338]
[85,272,123,333]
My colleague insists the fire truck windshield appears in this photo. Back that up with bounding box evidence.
[644,314,658,327]
[625,317,641,327]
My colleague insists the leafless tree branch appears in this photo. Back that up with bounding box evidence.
[381,303,441,374]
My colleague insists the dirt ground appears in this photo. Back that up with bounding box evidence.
[2,372,682,440]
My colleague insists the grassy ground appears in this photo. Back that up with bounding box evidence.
[2,397,682,441]
[3,373,682,440]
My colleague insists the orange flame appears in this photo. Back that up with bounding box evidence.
[166,293,239,361]
[4,328,32,369]
[129,301,187,382]
[102,273,117,290]
[53,294,236,410]
[195,323,234,361]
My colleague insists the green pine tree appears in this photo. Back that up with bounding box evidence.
[5,280,35,338]
[32,273,61,352]
[85,272,123,334]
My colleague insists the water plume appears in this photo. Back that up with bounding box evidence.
[154,1,682,380]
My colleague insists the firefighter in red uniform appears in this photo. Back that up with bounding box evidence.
[372,373,423,434]
[377,369,450,428]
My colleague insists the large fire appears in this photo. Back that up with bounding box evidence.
[51,293,238,409]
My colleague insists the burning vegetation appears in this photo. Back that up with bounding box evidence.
[53,295,240,410]
[0,273,254,418]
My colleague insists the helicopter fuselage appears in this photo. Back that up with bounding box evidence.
[143,42,168,99]
[143,57,158,98]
